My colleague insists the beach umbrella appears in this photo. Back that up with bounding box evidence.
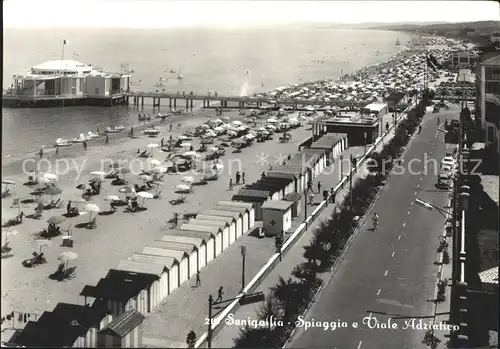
[138,174,153,182]
[147,143,159,149]
[119,186,136,195]
[148,159,162,167]
[88,177,103,184]
[37,177,52,185]
[2,229,19,245]
[58,251,78,268]
[175,184,191,192]
[208,146,219,152]
[2,180,15,185]
[84,203,101,222]
[212,163,224,173]
[152,166,168,174]
[44,187,63,201]
[136,191,153,207]
[180,142,191,149]
[47,215,67,225]
[232,120,242,126]
[222,116,231,121]
[42,173,58,181]
[181,176,195,184]
[182,151,197,158]
[32,239,52,253]
[267,118,278,123]
[213,126,224,132]
[90,171,107,177]
[178,135,189,140]
[105,195,120,202]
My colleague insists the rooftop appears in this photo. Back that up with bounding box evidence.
[481,54,500,66]
[314,113,379,126]
[261,200,294,211]
[99,309,145,338]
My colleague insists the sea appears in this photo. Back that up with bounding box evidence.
[2,26,411,160]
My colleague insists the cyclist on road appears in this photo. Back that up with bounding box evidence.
[372,213,379,230]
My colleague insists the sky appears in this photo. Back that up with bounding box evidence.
[3,0,500,28]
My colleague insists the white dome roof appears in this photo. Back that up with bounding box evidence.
[32,60,92,73]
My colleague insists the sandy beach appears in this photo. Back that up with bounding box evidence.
[1,106,312,320]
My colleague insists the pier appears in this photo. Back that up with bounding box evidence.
[124,91,361,111]
[2,93,128,108]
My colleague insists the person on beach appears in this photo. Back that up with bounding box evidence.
[67,201,72,215]
[261,172,265,179]
[195,271,201,287]
[55,147,59,157]
[330,188,335,203]
[38,147,44,159]
[173,213,179,228]
[242,172,246,184]
[161,138,165,147]
[83,141,87,150]
[229,178,233,190]
[235,171,241,185]
[385,122,389,132]
[317,181,321,194]
[216,286,224,302]
[105,134,109,145]
[130,126,134,137]
[169,124,173,132]
[307,180,313,193]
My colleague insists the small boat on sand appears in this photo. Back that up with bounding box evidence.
[72,134,89,143]
[144,128,160,136]
[87,131,100,139]
[54,138,72,147]
[105,125,125,133]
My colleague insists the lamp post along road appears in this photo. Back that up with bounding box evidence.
[364,132,368,154]
[339,155,344,188]
[240,244,246,291]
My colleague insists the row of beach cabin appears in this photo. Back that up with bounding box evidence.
[13,133,347,347]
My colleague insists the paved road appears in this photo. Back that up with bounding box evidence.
[289,106,460,349]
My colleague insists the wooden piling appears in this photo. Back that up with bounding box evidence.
[141,97,144,108]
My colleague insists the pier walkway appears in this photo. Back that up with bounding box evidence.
[123,90,360,110]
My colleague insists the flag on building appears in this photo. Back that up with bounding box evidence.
[63,39,68,45]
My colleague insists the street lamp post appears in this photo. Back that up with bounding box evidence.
[364,132,368,154]
[240,245,246,291]
[339,155,344,188]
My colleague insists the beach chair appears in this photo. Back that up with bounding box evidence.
[2,189,11,198]
[63,266,77,280]
[1,241,12,256]
[153,191,162,199]
[87,218,97,229]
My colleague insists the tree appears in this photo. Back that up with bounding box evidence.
[233,326,275,348]
[186,330,197,348]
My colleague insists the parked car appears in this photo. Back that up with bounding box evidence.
[441,156,456,168]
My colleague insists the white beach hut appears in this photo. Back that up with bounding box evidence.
[167,229,216,265]
[181,224,224,257]
[188,219,232,250]
[203,209,244,239]
[196,214,238,244]
[116,260,169,311]
[161,233,207,270]
[217,201,255,231]
[130,253,180,295]
[149,240,199,278]
[212,204,251,234]
[141,246,190,286]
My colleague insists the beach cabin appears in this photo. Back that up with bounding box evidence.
[181,224,223,258]
[244,176,293,200]
[272,165,308,190]
[142,243,190,285]
[102,269,160,314]
[299,149,326,174]
[203,209,244,239]
[261,200,294,236]
[196,214,239,244]
[130,254,180,295]
[361,102,388,119]
[267,172,301,194]
[309,133,348,163]
[148,240,198,278]
[188,219,231,250]
[310,113,380,146]
[166,228,216,265]
[215,201,255,233]
[97,309,145,348]
[259,176,295,196]
[231,189,270,221]
[113,261,169,311]
[161,233,207,270]
[13,302,111,348]
[79,275,149,318]
[283,192,303,218]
